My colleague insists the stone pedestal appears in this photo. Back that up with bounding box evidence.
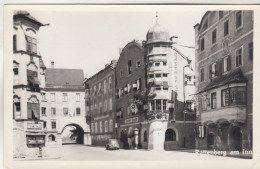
[148,119,168,151]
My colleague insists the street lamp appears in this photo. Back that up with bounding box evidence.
[133,128,139,150]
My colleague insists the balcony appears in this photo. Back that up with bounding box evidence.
[201,106,247,125]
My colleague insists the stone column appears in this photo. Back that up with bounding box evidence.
[148,119,168,151]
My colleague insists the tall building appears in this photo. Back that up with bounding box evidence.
[41,62,91,147]
[13,11,48,158]
[84,61,117,146]
[114,17,196,150]
[194,11,253,152]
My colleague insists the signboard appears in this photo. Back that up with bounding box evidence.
[125,117,139,124]
[26,135,45,145]
[27,122,42,130]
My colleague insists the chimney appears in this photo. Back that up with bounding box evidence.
[51,61,54,68]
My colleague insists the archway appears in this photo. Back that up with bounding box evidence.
[231,127,242,151]
[61,124,84,144]
[48,134,56,141]
[165,129,176,141]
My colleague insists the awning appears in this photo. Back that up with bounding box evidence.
[198,69,247,94]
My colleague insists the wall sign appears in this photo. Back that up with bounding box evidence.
[27,122,42,130]
[125,117,139,124]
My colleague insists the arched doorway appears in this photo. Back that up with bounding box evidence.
[165,129,176,141]
[61,124,84,144]
[48,134,56,141]
[231,127,242,151]
[120,130,128,149]
[207,133,214,150]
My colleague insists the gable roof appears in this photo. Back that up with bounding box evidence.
[13,10,44,26]
[46,68,84,91]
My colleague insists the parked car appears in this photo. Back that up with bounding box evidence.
[105,139,119,150]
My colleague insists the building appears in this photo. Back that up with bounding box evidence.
[13,11,48,158]
[194,11,253,152]
[40,62,91,148]
[84,60,117,146]
[115,17,196,150]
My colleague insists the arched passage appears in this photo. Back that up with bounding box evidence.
[60,123,84,145]
[230,127,242,151]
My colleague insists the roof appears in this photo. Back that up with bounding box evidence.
[46,68,84,90]
[13,10,44,26]
[199,69,247,93]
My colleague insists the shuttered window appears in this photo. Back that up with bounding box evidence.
[27,103,40,120]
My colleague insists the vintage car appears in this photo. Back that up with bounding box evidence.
[105,139,119,150]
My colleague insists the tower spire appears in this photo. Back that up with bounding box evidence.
[156,11,158,24]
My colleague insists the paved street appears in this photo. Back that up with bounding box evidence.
[51,144,239,161]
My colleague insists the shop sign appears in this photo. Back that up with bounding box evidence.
[125,117,139,124]
[27,122,42,130]
[26,135,45,145]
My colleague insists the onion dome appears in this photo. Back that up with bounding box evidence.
[146,15,171,44]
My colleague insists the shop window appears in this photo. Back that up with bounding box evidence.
[144,131,147,142]
[236,11,242,29]
[165,129,176,141]
[212,29,217,45]
[26,36,37,54]
[224,20,229,36]
[211,92,217,109]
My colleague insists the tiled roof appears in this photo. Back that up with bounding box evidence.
[199,69,247,93]
[13,10,44,26]
[46,68,84,90]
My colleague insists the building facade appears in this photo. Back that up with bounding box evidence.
[84,61,117,146]
[194,11,253,152]
[13,11,48,158]
[41,63,91,148]
[114,18,196,150]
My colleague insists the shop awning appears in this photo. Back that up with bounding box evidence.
[198,69,247,94]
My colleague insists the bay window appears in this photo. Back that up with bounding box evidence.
[221,86,246,106]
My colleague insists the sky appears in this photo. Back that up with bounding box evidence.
[29,8,207,78]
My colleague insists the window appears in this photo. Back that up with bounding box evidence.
[212,29,217,45]
[136,61,141,68]
[109,98,112,110]
[128,60,132,74]
[48,135,55,141]
[163,100,167,110]
[41,107,46,116]
[63,107,68,116]
[151,101,155,111]
[26,36,37,54]
[13,68,19,85]
[13,35,17,51]
[51,121,56,129]
[41,93,46,101]
[221,89,230,107]
[76,93,80,101]
[137,78,141,90]
[155,74,161,78]
[104,100,107,112]
[156,100,161,110]
[200,68,204,82]
[230,87,246,105]
[105,120,108,132]
[95,122,98,133]
[50,93,55,102]
[103,80,107,94]
[198,125,206,138]
[211,63,217,78]
[91,123,94,133]
[163,74,168,77]
[200,38,205,51]
[236,11,242,29]
[223,57,228,72]
[144,131,148,142]
[109,77,112,91]
[155,87,161,91]
[99,121,103,133]
[211,92,217,109]
[163,62,167,66]
[155,62,160,66]
[63,93,68,102]
[187,76,191,81]
[99,102,102,113]
[219,11,224,20]
[98,83,102,94]
[109,119,113,132]
[202,95,207,111]
[224,20,229,36]
[94,85,97,96]
[165,129,176,141]
[120,71,123,77]
[249,42,253,60]
[149,74,154,78]
[236,47,242,67]
[14,102,21,112]
[50,107,56,116]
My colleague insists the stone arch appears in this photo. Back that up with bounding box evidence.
[48,134,56,141]
[165,127,179,142]
[165,128,177,142]
[27,95,39,103]
[60,123,85,144]
[228,125,243,151]
[207,132,215,150]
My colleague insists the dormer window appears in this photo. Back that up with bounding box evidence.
[26,36,37,54]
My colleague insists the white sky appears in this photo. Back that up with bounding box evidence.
[29,9,207,77]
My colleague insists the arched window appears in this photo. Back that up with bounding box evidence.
[165,129,176,141]
[48,135,55,141]
[144,131,148,142]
